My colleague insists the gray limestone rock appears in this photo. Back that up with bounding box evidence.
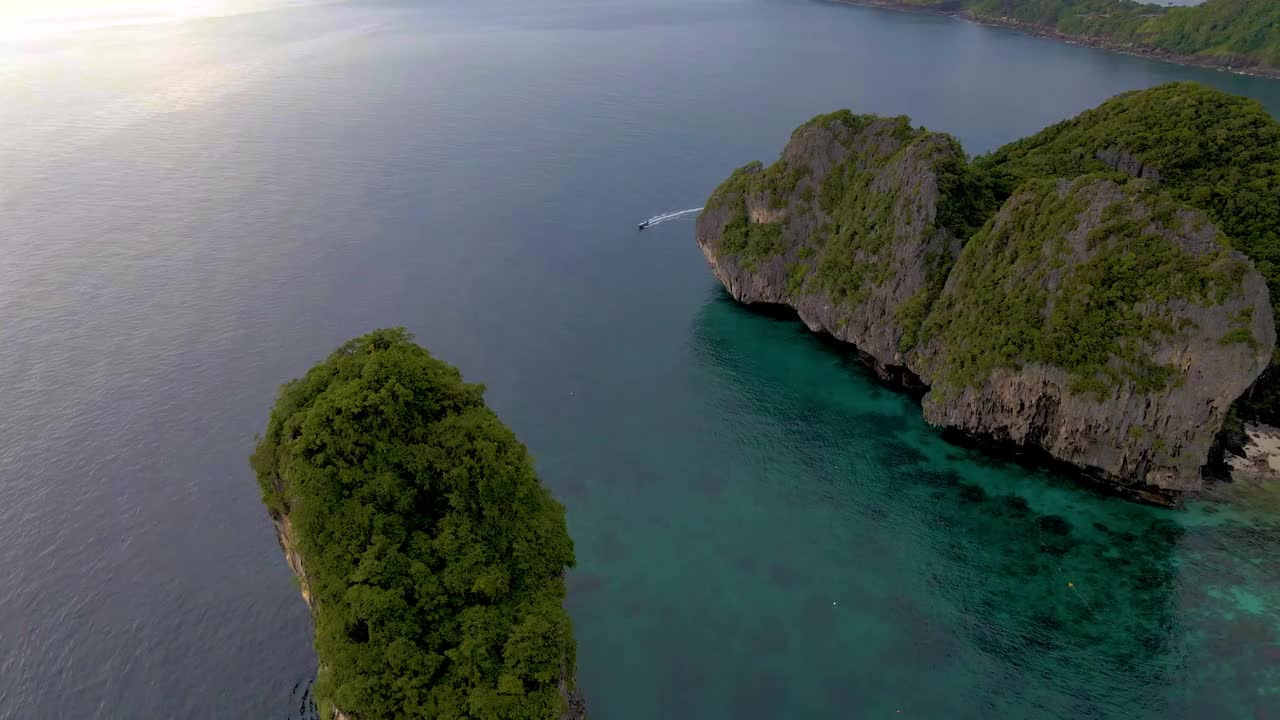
[696,113,1275,499]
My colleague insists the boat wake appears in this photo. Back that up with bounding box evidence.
[639,207,702,229]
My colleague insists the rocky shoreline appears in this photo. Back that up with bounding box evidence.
[745,298,1276,506]
[696,95,1276,503]
[1230,424,1280,482]
[830,0,1280,81]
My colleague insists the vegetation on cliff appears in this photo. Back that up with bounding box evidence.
[708,84,1277,405]
[251,329,579,719]
[711,159,804,269]
[857,0,1280,72]
[810,115,996,301]
[1140,0,1280,69]
[697,81,1277,491]
[922,176,1249,396]
[810,116,938,308]
[979,82,1280,419]
[706,110,998,345]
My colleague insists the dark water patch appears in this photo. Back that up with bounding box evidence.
[697,291,1176,512]
[747,619,790,656]
[1038,515,1073,536]
[956,482,988,504]
[996,494,1033,518]
[548,472,589,500]
[858,502,891,525]
[730,671,787,720]
[736,299,804,323]
[594,528,628,563]
[1036,515,1075,556]
[800,595,837,634]
[854,411,914,438]
[940,429,1180,506]
[901,624,960,670]
[285,677,318,720]
[1019,621,1062,655]
[817,672,863,708]
[1142,520,1184,546]
[1067,699,1112,720]
[907,467,966,492]
[881,594,960,669]
[657,643,709,713]
[768,563,801,591]
[875,437,930,468]
[566,571,609,599]
[727,552,760,577]
[623,596,649,619]
[696,294,922,423]
[689,470,726,498]
[616,458,664,491]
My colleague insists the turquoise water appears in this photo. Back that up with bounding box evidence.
[562,294,1280,717]
[1,1,1279,717]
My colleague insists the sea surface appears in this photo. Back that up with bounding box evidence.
[2,1,1279,717]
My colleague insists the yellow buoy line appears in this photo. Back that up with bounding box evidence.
[1036,517,1093,611]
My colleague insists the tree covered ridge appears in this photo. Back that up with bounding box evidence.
[873,0,1280,71]
[706,82,1279,421]
[978,81,1280,421]
[706,111,998,327]
[251,329,581,720]
[921,175,1251,398]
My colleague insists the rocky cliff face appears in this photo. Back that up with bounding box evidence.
[267,509,354,720]
[1095,147,1162,183]
[696,112,968,382]
[915,177,1274,494]
[697,111,1275,498]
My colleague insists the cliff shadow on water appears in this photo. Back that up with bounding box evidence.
[721,296,931,396]
[713,288,1178,502]
[689,289,1280,718]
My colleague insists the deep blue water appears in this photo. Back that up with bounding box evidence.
[2,1,1279,718]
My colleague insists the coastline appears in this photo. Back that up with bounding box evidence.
[1230,424,1280,482]
[828,0,1280,81]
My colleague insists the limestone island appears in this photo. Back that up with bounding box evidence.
[697,82,1280,503]
[251,329,588,720]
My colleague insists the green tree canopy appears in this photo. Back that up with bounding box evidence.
[251,329,579,719]
[874,0,1280,71]
[979,82,1280,421]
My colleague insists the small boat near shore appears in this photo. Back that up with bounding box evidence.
[638,207,702,231]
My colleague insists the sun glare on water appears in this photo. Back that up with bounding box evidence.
[0,0,272,40]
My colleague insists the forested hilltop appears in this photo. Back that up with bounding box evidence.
[980,82,1280,424]
[695,82,1278,502]
[251,329,587,720]
[843,0,1280,76]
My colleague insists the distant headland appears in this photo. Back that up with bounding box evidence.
[832,0,1280,79]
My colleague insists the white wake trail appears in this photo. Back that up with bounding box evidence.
[644,207,703,226]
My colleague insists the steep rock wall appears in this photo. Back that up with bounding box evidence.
[697,111,1275,497]
[915,177,1274,492]
[696,112,967,381]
